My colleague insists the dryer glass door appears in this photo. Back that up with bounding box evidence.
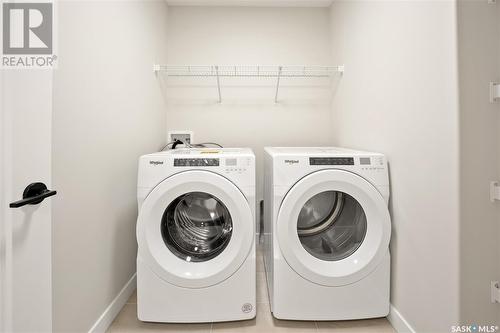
[277,169,391,287]
[297,191,367,262]
[162,192,233,262]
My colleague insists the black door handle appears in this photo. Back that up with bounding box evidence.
[9,182,57,208]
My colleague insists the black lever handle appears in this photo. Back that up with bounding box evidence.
[9,182,57,208]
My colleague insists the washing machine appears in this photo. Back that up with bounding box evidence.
[136,148,256,323]
[263,147,391,320]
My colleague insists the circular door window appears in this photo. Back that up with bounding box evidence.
[161,192,233,262]
[297,191,367,261]
[137,170,254,288]
[276,169,391,286]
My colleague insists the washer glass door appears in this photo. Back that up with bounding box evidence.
[297,191,366,262]
[137,170,254,289]
[162,192,233,262]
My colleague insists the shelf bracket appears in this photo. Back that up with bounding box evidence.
[153,64,161,76]
[215,65,222,103]
[490,181,500,202]
[275,66,283,104]
[490,82,500,103]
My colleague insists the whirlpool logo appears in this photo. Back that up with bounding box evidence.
[284,159,299,165]
[149,160,164,166]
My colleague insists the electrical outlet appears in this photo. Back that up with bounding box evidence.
[168,131,194,145]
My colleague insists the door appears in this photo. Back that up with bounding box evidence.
[0,69,55,332]
[277,169,391,287]
[137,170,254,289]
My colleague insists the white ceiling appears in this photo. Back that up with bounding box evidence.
[165,0,334,7]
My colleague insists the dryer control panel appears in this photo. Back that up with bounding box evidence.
[309,157,354,166]
[308,156,385,171]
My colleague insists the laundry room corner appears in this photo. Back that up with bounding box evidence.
[51,1,169,332]
[329,1,461,332]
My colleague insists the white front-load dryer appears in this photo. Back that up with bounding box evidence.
[136,148,256,323]
[263,147,391,320]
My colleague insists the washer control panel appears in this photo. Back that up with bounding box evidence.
[174,158,220,167]
[224,157,251,174]
[359,156,386,171]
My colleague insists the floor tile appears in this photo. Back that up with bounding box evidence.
[127,290,137,304]
[256,272,269,304]
[211,303,318,332]
[107,303,211,333]
[256,251,266,273]
[317,318,395,332]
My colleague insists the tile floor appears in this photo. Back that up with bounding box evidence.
[107,247,396,332]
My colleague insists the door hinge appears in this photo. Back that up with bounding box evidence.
[490,82,500,103]
[490,182,500,202]
[492,281,500,303]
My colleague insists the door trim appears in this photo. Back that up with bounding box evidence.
[0,61,11,333]
[277,169,391,286]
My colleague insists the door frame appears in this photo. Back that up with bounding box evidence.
[0,53,12,333]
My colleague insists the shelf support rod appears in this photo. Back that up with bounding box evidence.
[275,66,283,103]
[215,65,222,103]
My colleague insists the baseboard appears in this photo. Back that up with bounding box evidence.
[88,273,137,333]
[387,304,416,333]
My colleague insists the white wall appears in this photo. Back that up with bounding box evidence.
[457,0,500,326]
[329,1,461,332]
[52,1,168,331]
[165,6,334,201]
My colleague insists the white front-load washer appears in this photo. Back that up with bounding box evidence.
[136,148,256,323]
[264,147,391,320]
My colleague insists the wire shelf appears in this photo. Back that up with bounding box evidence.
[154,65,344,78]
[153,64,344,103]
